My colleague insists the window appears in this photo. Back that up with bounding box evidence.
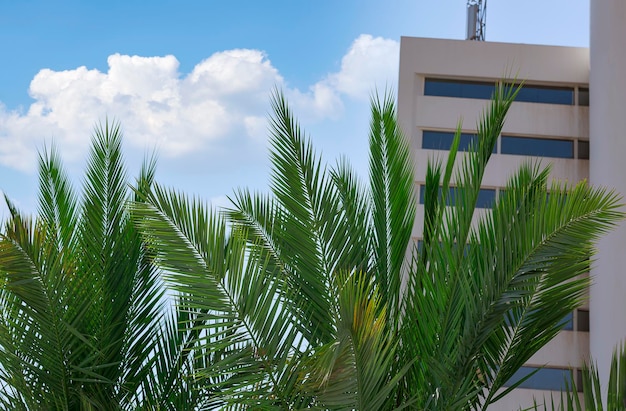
[419,185,496,209]
[560,312,574,331]
[578,140,590,160]
[425,78,577,105]
[578,87,590,106]
[423,130,477,151]
[577,309,590,332]
[422,130,496,153]
[423,130,586,160]
[510,84,574,105]
[476,188,497,208]
[501,135,574,159]
[554,310,591,332]
[419,185,444,205]
[424,78,495,100]
[504,367,582,392]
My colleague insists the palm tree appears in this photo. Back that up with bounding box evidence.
[130,83,622,409]
[0,122,209,410]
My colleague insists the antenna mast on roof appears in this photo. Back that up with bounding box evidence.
[466,0,487,41]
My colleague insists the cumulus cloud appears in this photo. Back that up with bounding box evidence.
[286,34,399,122]
[0,34,399,173]
[326,34,400,100]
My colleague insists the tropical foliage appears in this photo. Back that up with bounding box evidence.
[130,84,622,410]
[0,84,622,409]
[0,122,209,409]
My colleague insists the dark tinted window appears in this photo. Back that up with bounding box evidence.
[423,130,476,151]
[505,367,581,392]
[578,140,590,159]
[425,78,575,105]
[422,130,496,153]
[419,185,496,209]
[476,188,497,208]
[424,78,495,100]
[560,312,574,331]
[579,87,590,106]
[501,135,574,158]
[577,309,590,332]
[511,84,574,105]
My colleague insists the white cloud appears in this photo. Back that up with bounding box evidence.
[327,34,400,100]
[243,116,268,142]
[0,35,399,173]
[287,82,344,122]
[286,34,400,122]
[186,49,281,96]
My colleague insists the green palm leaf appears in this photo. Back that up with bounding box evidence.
[369,92,416,325]
[131,184,311,408]
[0,120,166,409]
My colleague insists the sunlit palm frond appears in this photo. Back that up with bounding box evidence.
[131,184,307,408]
[330,156,372,274]
[0,121,167,409]
[264,90,340,345]
[369,91,416,325]
[474,168,619,405]
[37,143,78,253]
[227,188,324,347]
[399,83,520,409]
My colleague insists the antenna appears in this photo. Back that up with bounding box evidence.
[466,0,487,41]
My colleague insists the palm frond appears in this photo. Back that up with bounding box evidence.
[0,120,167,409]
[131,184,307,408]
[473,167,620,405]
[37,143,78,252]
[0,197,75,406]
[300,271,412,411]
[264,90,339,345]
[369,91,416,325]
[330,156,371,273]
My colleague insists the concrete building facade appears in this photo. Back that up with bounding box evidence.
[589,1,626,396]
[397,37,594,409]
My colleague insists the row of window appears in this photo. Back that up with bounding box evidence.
[503,309,588,332]
[504,309,588,391]
[504,367,583,392]
[418,185,497,209]
[418,184,577,209]
[422,130,589,160]
[506,309,587,392]
[424,78,589,106]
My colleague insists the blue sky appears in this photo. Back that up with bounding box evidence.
[0,1,589,217]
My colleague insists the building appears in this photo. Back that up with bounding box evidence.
[397,2,626,405]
